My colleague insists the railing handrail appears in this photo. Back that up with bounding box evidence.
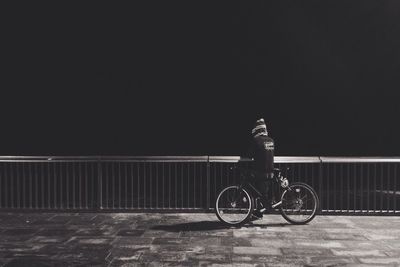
[1,156,400,163]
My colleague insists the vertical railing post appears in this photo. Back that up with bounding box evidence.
[97,157,103,211]
[206,156,210,211]
[318,157,323,214]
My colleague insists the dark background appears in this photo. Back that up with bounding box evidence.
[1,1,400,156]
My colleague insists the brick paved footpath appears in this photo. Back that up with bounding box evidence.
[0,212,399,266]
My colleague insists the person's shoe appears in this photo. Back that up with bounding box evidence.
[259,206,272,214]
[251,210,263,220]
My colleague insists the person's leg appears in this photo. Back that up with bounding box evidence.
[254,174,269,212]
[255,172,274,213]
[261,178,273,213]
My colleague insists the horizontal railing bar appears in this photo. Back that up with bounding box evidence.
[0,160,208,163]
[208,156,242,162]
[275,157,321,163]
[209,156,321,163]
[320,157,400,163]
[0,160,100,163]
[0,156,209,162]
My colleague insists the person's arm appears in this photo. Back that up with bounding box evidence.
[240,139,255,161]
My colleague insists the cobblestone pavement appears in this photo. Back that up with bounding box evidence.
[0,212,399,266]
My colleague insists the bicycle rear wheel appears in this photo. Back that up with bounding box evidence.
[215,186,253,226]
[280,182,318,225]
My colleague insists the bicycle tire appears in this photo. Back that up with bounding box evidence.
[280,182,319,225]
[215,186,254,227]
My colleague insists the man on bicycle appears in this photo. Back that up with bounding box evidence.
[246,118,275,219]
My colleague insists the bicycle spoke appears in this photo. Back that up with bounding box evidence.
[280,183,318,224]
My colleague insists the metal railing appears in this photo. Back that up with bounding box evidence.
[319,157,400,214]
[0,156,399,214]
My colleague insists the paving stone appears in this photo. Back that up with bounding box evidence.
[28,236,70,244]
[0,218,31,227]
[31,220,69,227]
[0,243,47,255]
[293,240,345,248]
[0,258,10,266]
[99,225,120,235]
[189,237,222,247]
[3,257,66,267]
[250,239,293,248]
[281,247,332,256]
[232,263,266,267]
[74,228,106,236]
[308,256,357,266]
[204,246,233,254]
[358,257,400,265]
[198,261,233,267]
[112,237,154,247]
[187,253,231,263]
[381,239,400,250]
[331,248,386,257]
[79,238,113,245]
[180,230,233,237]
[365,233,400,240]
[36,228,76,236]
[52,248,110,262]
[106,247,147,262]
[233,246,281,255]
[142,230,181,238]
[325,233,368,241]
[67,214,98,221]
[67,236,114,245]
[108,259,146,267]
[50,213,95,222]
[221,237,252,247]
[0,235,35,243]
[140,251,187,262]
[150,244,205,254]
[323,228,365,234]
[233,231,280,238]
[2,251,55,260]
[287,231,331,240]
[384,250,400,257]
[339,240,392,250]
[152,237,192,245]
[231,255,307,266]
[2,228,38,235]
[117,229,145,237]
[161,261,196,267]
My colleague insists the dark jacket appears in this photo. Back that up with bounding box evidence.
[248,135,275,174]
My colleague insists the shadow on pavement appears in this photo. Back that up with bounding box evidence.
[152,221,227,232]
[151,220,291,232]
[244,222,291,228]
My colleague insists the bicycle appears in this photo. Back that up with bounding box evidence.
[215,166,319,226]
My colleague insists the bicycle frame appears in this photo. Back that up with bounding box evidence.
[236,168,289,210]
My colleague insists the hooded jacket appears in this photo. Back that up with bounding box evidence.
[249,134,275,174]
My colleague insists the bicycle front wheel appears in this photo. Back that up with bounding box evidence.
[215,186,253,226]
[280,182,318,225]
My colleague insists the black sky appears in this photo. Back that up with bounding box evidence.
[1,1,400,156]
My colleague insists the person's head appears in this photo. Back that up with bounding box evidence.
[251,118,268,138]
